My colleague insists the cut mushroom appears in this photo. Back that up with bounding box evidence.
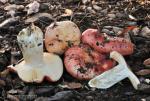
[9,24,63,83]
[45,21,81,55]
[88,51,140,90]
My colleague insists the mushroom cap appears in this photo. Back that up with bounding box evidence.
[10,53,63,83]
[45,21,81,55]
[82,29,134,55]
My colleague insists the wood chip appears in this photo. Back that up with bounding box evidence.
[0,17,19,28]
[136,69,150,76]
[7,94,19,101]
[25,13,53,23]
[8,89,18,94]
[143,58,150,67]
[63,82,82,89]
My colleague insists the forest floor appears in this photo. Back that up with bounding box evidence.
[0,0,150,101]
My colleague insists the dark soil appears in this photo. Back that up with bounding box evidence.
[0,0,150,101]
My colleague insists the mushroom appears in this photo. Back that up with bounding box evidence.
[9,24,63,83]
[82,29,134,55]
[64,44,115,80]
[88,51,140,90]
[45,21,81,55]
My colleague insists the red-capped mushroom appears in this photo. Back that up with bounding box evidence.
[9,24,63,83]
[64,44,115,80]
[45,21,81,55]
[82,29,134,55]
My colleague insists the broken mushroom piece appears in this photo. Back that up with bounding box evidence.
[45,21,81,55]
[64,44,115,80]
[9,24,63,83]
[82,29,134,55]
[88,51,140,90]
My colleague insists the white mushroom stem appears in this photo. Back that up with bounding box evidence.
[89,51,140,90]
[17,23,44,65]
[10,23,63,83]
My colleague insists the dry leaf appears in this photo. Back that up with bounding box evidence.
[60,82,82,89]
[136,69,150,76]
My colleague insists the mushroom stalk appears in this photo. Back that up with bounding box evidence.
[17,24,44,65]
[88,51,140,90]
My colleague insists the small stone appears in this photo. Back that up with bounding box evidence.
[86,96,93,100]
[93,5,102,11]
[82,0,90,4]
[102,29,110,34]
[116,12,125,18]
[140,26,150,38]
[109,31,115,35]
[103,26,112,29]
[87,7,96,14]
[113,26,123,34]
[132,27,139,35]
[108,13,116,19]
[0,0,8,3]
[145,79,150,84]
[39,3,49,11]
[26,1,40,15]
[138,83,150,93]
[87,6,92,10]
[101,9,108,15]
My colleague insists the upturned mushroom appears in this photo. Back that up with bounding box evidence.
[64,44,115,80]
[88,51,140,90]
[9,24,63,83]
[45,21,81,55]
